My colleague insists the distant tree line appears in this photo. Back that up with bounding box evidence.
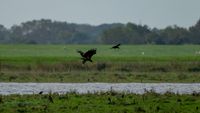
[0,19,200,44]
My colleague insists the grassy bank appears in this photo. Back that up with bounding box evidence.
[0,91,200,113]
[1,61,200,82]
[1,71,200,83]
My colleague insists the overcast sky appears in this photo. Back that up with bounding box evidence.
[0,0,200,28]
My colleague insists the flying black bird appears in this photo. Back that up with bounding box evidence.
[111,44,121,49]
[39,91,43,94]
[77,48,96,64]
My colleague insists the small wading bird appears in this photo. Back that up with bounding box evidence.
[77,48,96,64]
[111,44,121,49]
[48,95,54,103]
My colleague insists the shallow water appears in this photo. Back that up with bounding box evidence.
[0,82,200,95]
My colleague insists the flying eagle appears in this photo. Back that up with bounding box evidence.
[77,48,96,64]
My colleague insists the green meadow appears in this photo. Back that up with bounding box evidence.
[1,44,200,82]
[1,44,200,61]
[0,91,200,113]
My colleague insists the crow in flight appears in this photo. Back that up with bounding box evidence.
[77,48,96,64]
[39,91,43,94]
[111,44,121,49]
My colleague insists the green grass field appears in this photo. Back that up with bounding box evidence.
[1,44,200,82]
[0,91,200,113]
[1,44,200,61]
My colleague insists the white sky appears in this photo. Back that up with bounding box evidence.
[0,0,200,28]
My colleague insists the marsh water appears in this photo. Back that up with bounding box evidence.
[0,83,200,95]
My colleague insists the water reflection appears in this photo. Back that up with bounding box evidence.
[0,83,200,95]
